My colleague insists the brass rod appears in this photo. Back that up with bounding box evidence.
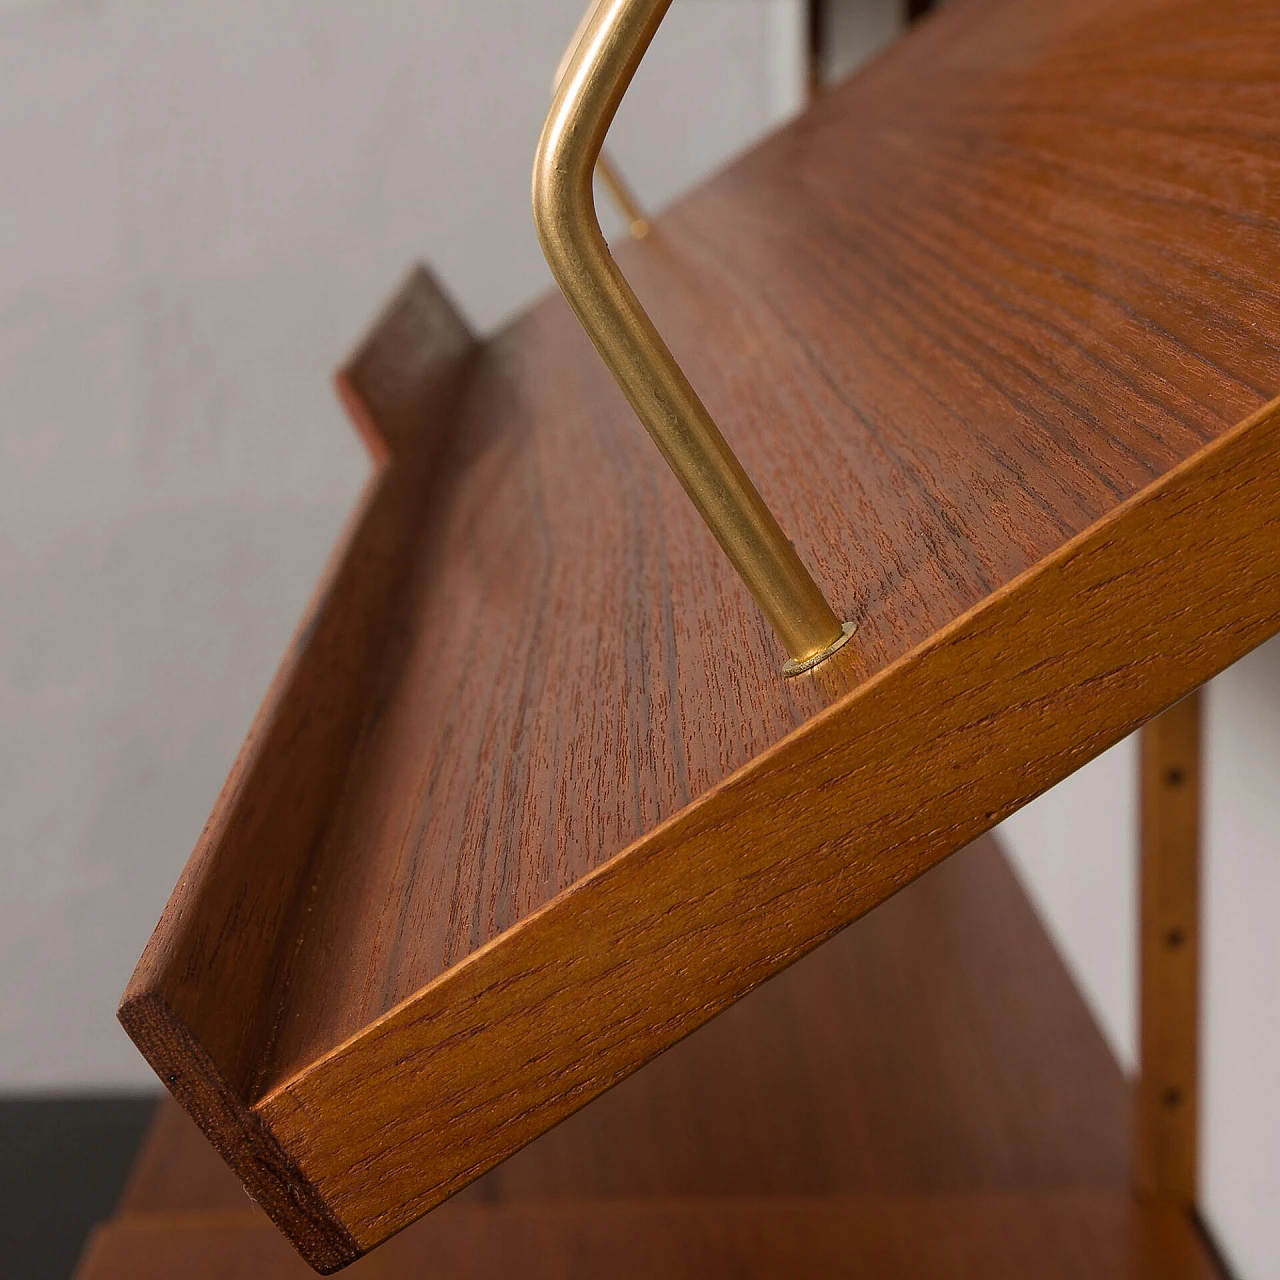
[533,0,850,671]
[555,0,651,240]
[596,152,650,239]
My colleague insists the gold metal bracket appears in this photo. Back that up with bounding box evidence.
[534,0,853,674]
[554,3,651,240]
[594,152,650,240]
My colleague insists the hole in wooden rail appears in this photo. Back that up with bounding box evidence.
[1165,928,1186,949]
[1163,1087,1183,1109]
[1165,766,1186,787]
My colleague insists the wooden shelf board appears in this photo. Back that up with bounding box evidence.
[121,0,1280,1268]
[78,1195,1224,1280]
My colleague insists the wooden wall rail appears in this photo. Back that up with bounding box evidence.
[1137,694,1202,1203]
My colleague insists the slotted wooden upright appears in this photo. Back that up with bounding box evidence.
[120,0,1280,1271]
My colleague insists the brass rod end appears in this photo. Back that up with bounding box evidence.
[782,622,857,677]
[597,152,651,239]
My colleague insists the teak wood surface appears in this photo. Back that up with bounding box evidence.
[122,0,1280,1268]
[88,842,1222,1279]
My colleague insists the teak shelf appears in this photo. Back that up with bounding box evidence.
[121,0,1280,1271]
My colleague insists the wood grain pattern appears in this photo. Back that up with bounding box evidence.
[121,0,1280,1268]
[1136,694,1202,1203]
[77,1195,1224,1280]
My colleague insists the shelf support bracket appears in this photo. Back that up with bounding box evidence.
[533,0,853,674]
[1136,691,1202,1204]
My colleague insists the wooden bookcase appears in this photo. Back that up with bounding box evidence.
[105,0,1278,1272]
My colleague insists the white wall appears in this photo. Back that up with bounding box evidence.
[0,0,805,1093]
[1001,736,1139,1070]
[1201,641,1280,1280]
[1003,632,1280,1280]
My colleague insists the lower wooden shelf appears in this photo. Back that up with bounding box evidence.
[84,839,1224,1278]
[76,1194,1221,1280]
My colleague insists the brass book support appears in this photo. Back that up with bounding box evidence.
[533,0,853,674]
[553,2,651,241]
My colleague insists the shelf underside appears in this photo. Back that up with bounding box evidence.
[122,0,1280,1268]
[92,843,1221,1279]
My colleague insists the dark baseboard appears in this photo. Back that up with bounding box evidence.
[0,1095,157,1280]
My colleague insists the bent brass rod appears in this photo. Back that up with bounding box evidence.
[555,0,650,240]
[595,152,650,240]
[533,0,851,671]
